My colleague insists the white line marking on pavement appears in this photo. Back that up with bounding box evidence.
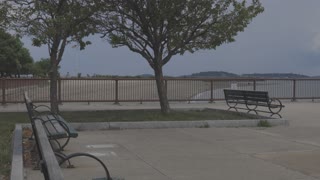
[86,144,117,149]
[86,151,118,157]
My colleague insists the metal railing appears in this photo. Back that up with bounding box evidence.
[1,78,320,104]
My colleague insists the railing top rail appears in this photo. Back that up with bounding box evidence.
[1,78,50,80]
[2,77,320,81]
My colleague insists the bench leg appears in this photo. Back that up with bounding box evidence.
[49,136,71,151]
[29,132,34,140]
[227,107,238,112]
[50,139,64,151]
[60,136,71,150]
[247,109,258,115]
[54,152,74,168]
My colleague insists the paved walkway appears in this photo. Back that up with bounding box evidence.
[12,100,320,180]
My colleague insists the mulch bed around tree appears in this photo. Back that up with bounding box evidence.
[22,128,39,169]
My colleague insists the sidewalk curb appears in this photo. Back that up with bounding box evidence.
[70,119,289,130]
[10,124,24,180]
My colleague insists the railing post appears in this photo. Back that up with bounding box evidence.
[253,79,256,91]
[58,78,62,104]
[165,78,168,101]
[292,79,296,101]
[114,79,119,104]
[1,78,6,105]
[210,80,214,103]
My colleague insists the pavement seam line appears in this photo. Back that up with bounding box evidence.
[252,154,320,180]
[177,128,320,180]
[120,144,173,180]
[250,129,320,149]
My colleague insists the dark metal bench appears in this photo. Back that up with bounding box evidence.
[25,92,118,180]
[223,89,284,118]
[33,118,64,180]
[32,118,113,180]
[24,92,78,150]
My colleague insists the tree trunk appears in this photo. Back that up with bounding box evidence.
[154,64,170,114]
[49,55,59,114]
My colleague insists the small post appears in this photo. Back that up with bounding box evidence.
[114,79,119,104]
[2,78,6,105]
[292,79,296,102]
[210,80,214,103]
[58,78,62,104]
[253,79,256,91]
[165,79,168,90]
[165,78,168,101]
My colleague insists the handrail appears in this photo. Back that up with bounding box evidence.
[4,78,320,104]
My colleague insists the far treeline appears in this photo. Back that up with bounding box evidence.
[0,29,55,78]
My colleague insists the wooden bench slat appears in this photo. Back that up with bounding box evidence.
[46,115,78,136]
[34,120,64,180]
[39,114,78,139]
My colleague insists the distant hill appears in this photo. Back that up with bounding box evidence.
[182,71,239,78]
[92,72,312,78]
[241,73,309,78]
[136,74,154,78]
[180,71,311,78]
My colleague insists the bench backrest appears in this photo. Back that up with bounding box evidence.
[23,92,35,119]
[224,89,270,103]
[33,119,64,180]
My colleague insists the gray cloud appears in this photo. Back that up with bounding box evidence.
[23,0,320,76]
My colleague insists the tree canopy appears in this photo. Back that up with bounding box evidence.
[8,0,106,60]
[0,29,33,77]
[7,0,106,113]
[100,0,263,67]
[0,1,9,27]
[99,0,264,113]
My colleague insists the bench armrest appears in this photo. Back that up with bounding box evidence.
[269,98,284,107]
[42,118,71,136]
[32,105,55,116]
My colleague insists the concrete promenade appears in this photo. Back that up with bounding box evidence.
[5,100,320,180]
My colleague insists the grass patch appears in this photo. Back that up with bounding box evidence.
[60,108,261,122]
[257,120,272,127]
[0,108,261,177]
[0,116,28,177]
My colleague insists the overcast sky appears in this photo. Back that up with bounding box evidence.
[22,0,320,77]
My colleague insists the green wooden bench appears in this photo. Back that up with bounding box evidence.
[24,92,78,150]
[25,92,121,180]
[224,89,285,118]
[32,118,64,180]
[32,118,114,180]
